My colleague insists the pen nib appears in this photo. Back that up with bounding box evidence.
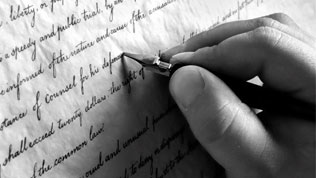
[122,52,159,66]
[122,52,172,76]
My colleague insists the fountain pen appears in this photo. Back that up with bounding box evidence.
[122,52,315,120]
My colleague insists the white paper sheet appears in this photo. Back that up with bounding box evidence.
[0,0,314,177]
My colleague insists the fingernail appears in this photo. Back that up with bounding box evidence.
[170,52,193,64]
[161,45,185,61]
[170,67,205,110]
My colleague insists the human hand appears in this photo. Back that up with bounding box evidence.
[162,13,315,178]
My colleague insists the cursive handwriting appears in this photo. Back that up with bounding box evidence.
[57,108,83,130]
[2,122,55,167]
[45,75,77,104]
[0,109,28,132]
[10,4,36,27]
[0,64,44,100]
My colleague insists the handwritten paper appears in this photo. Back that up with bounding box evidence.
[0,0,315,177]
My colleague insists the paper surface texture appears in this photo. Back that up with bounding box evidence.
[0,0,315,177]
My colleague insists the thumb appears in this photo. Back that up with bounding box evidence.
[169,65,285,177]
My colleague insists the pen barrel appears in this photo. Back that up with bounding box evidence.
[224,77,315,119]
[170,64,315,120]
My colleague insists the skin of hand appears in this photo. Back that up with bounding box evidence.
[162,13,315,178]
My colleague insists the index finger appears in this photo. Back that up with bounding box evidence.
[168,27,316,104]
[161,14,314,61]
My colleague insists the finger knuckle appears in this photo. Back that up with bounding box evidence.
[211,44,221,60]
[250,26,284,48]
[253,17,278,29]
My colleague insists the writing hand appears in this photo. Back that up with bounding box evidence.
[162,13,315,178]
